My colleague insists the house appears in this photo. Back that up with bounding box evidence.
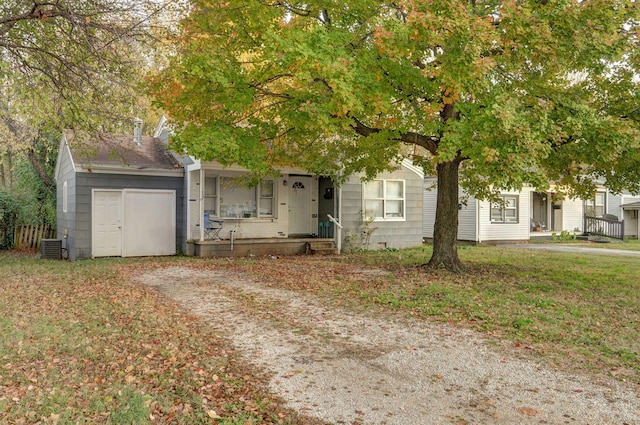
[422,179,533,243]
[55,119,425,259]
[54,124,185,260]
[621,202,640,239]
[423,177,638,243]
[184,156,424,257]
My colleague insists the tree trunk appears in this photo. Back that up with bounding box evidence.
[427,158,464,272]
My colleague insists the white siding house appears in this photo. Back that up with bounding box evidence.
[423,178,532,243]
[422,179,637,243]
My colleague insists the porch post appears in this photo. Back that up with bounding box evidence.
[199,169,204,242]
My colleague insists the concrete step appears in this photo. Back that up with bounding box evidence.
[308,241,338,255]
[309,241,335,250]
[310,247,339,255]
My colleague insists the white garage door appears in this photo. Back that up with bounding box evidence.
[93,189,176,258]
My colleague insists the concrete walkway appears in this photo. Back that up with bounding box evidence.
[498,243,640,257]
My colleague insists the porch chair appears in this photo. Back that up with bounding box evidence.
[203,212,224,240]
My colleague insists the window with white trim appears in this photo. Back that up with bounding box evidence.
[585,192,606,217]
[363,179,405,220]
[490,195,519,223]
[205,176,275,218]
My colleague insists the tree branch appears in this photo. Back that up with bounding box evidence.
[349,115,440,155]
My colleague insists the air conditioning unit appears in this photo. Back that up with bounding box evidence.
[41,239,62,260]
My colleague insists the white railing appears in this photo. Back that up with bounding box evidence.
[327,214,343,254]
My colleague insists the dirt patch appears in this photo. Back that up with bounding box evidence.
[136,266,639,425]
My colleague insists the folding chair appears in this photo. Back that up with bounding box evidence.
[204,212,224,240]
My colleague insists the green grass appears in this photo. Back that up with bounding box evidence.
[2,245,639,424]
[346,245,640,379]
[234,244,640,383]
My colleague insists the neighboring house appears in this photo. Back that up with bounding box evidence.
[423,178,638,243]
[54,124,185,260]
[423,179,533,243]
[621,202,640,239]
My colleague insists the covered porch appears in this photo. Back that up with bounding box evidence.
[185,161,340,256]
[621,202,640,240]
[188,237,336,257]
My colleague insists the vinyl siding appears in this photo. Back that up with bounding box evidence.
[423,178,437,239]
[608,192,640,221]
[342,166,423,251]
[67,172,184,260]
[423,178,479,241]
[478,190,530,242]
[458,197,478,241]
[55,144,78,259]
[423,179,533,242]
[607,191,622,219]
[561,198,585,233]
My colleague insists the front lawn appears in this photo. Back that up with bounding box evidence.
[0,253,324,425]
[1,245,639,423]
[234,245,640,383]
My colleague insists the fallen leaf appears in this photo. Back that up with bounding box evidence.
[517,407,542,416]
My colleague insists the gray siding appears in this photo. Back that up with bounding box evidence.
[423,177,478,241]
[68,172,184,260]
[423,178,437,239]
[56,145,78,259]
[341,167,423,251]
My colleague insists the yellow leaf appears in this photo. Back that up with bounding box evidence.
[207,409,221,419]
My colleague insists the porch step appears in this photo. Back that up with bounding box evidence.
[308,241,338,255]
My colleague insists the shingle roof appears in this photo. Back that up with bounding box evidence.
[65,130,182,171]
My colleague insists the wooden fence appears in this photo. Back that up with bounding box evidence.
[13,224,56,250]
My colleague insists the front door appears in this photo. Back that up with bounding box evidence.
[93,190,122,257]
[288,176,312,236]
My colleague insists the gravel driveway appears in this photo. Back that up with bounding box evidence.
[137,266,639,425]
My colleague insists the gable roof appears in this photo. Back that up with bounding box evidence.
[63,130,183,173]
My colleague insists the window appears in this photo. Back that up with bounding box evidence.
[585,192,606,217]
[62,181,68,213]
[203,176,217,214]
[259,180,274,216]
[490,195,519,223]
[363,180,405,220]
[207,176,274,218]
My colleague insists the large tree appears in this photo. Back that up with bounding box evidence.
[152,0,640,271]
[1,0,185,134]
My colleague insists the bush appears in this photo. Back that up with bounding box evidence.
[0,190,19,249]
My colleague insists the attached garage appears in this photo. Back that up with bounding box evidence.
[93,189,176,258]
[55,129,185,260]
